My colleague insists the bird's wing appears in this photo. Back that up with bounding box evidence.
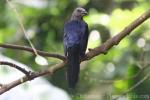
[63,32,67,56]
[64,20,81,56]
[80,22,89,57]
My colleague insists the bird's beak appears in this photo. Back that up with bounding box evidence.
[81,11,88,15]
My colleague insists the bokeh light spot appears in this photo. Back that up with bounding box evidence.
[137,38,145,48]
[106,62,115,72]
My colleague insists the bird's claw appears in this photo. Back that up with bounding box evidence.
[88,48,94,52]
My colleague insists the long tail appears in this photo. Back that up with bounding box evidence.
[67,45,80,88]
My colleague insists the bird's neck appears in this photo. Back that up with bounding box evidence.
[70,15,83,21]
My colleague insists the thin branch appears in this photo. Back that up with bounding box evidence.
[115,65,148,82]
[88,65,149,84]
[0,62,66,94]
[113,73,150,100]
[0,9,150,94]
[0,43,66,61]
[0,61,31,76]
[6,0,38,56]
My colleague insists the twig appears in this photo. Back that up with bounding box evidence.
[113,73,150,100]
[117,65,148,82]
[5,0,66,61]
[6,0,38,56]
[0,62,66,94]
[0,61,31,76]
[87,65,149,84]
[0,43,66,61]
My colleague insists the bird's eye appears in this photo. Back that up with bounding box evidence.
[77,9,81,12]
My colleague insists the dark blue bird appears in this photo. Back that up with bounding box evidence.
[64,7,89,88]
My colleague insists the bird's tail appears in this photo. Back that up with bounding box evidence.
[67,44,80,88]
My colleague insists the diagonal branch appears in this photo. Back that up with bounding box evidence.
[98,63,150,84]
[84,9,150,60]
[113,73,150,100]
[0,9,150,94]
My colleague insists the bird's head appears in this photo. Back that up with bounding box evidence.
[71,7,88,20]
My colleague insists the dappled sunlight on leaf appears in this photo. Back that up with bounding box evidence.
[77,0,89,6]
[84,13,110,26]
[114,80,128,92]
[117,38,130,49]
[109,7,145,35]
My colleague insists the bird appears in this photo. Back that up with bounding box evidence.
[64,7,89,88]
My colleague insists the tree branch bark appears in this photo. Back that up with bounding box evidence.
[0,43,66,61]
[84,9,150,60]
[0,61,31,76]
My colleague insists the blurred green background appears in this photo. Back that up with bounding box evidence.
[0,0,150,100]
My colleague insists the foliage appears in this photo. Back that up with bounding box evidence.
[0,0,150,100]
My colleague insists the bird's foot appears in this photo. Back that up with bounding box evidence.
[88,48,94,52]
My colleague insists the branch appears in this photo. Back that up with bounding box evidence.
[84,9,150,60]
[0,62,66,94]
[0,9,150,94]
[87,64,149,84]
[0,61,31,76]
[113,73,150,100]
[0,43,66,61]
